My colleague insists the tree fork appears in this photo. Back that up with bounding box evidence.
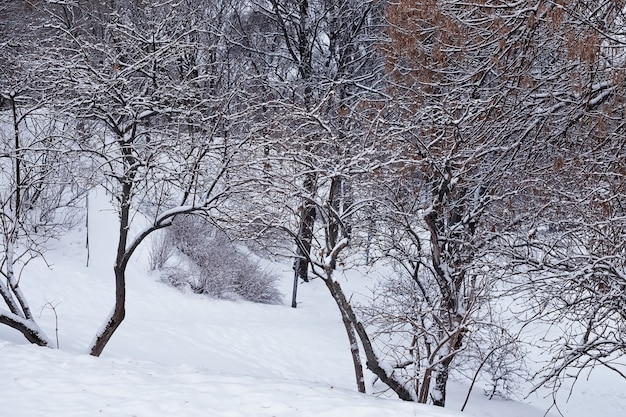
[326,278,414,401]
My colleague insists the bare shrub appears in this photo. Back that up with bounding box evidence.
[147,231,175,271]
[159,267,191,291]
[162,215,282,305]
[361,268,527,404]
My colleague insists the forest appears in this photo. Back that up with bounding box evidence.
[1,0,625,410]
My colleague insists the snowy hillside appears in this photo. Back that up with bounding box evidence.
[3,2,626,416]
[0,191,623,417]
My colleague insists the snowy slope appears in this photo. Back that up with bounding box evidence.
[0,190,623,416]
[0,341,462,417]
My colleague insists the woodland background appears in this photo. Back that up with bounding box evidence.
[1,0,625,411]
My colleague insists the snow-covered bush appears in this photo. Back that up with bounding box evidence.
[160,215,282,305]
[147,231,176,271]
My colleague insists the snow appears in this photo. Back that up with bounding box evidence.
[0,342,455,417]
[0,191,624,417]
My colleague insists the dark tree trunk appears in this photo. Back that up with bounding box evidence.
[89,145,135,356]
[431,361,450,407]
[0,315,49,346]
[10,94,21,219]
[89,194,130,356]
[324,276,414,401]
[294,173,316,282]
[89,264,126,357]
[432,329,463,407]
[323,277,366,394]
[326,176,342,269]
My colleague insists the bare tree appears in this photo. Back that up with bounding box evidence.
[251,125,413,396]
[374,0,595,405]
[0,95,85,346]
[241,0,385,287]
[0,2,85,347]
[377,0,626,406]
[482,0,626,398]
[493,2,626,397]
[40,0,256,356]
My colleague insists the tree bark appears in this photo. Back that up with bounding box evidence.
[431,330,463,407]
[88,264,126,356]
[0,314,49,346]
[324,277,415,400]
[323,277,366,394]
[89,150,134,356]
[294,173,316,282]
[326,176,342,269]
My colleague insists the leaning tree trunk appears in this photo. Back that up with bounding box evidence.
[0,239,50,347]
[323,275,366,393]
[89,145,136,356]
[323,274,415,400]
[0,96,51,347]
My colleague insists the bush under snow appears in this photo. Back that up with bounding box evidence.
[156,215,282,305]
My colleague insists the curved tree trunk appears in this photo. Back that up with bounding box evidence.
[324,277,415,401]
[323,276,366,393]
[88,265,126,356]
[89,174,133,357]
[0,314,49,346]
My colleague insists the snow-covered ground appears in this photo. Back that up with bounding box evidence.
[0,191,624,416]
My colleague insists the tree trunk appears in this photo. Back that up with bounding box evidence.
[323,276,366,394]
[89,162,134,356]
[0,314,49,346]
[353,322,414,401]
[10,94,21,220]
[323,275,415,400]
[431,338,461,407]
[431,360,450,407]
[326,176,342,269]
[294,173,316,282]
[88,264,126,356]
